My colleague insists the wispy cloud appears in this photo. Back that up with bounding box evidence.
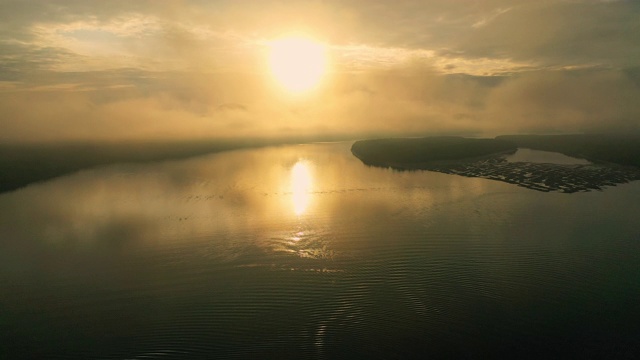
[472,7,512,28]
[0,0,638,142]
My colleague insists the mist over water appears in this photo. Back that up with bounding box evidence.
[1,142,639,359]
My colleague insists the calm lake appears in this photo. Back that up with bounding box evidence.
[1,142,639,359]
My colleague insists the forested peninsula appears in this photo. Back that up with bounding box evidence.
[351,136,517,168]
[351,135,640,193]
[352,134,640,168]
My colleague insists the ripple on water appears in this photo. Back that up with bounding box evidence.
[2,143,640,359]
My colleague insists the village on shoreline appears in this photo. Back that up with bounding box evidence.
[352,135,640,193]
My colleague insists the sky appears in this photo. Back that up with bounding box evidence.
[1,0,639,143]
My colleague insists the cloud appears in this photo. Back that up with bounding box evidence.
[483,69,640,134]
[3,1,638,76]
[454,1,640,68]
[0,0,639,142]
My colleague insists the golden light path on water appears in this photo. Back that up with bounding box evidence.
[291,160,313,216]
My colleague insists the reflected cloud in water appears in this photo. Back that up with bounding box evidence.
[2,142,640,358]
[3,141,637,273]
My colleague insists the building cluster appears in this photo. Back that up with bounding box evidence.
[423,157,640,193]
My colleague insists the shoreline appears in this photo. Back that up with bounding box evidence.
[351,136,640,193]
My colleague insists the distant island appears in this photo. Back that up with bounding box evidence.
[352,135,640,193]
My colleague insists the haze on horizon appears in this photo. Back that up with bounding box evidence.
[1,0,640,143]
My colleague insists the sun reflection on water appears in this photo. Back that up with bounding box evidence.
[291,161,312,215]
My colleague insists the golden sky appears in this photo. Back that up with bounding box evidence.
[1,0,639,142]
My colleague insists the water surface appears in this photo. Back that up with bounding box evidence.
[505,148,591,164]
[1,142,639,359]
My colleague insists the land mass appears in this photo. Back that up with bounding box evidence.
[352,135,640,193]
[351,136,517,167]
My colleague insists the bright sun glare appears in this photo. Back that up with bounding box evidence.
[267,36,328,94]
[291,161,312,215]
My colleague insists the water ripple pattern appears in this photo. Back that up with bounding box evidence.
[1,142,639,359]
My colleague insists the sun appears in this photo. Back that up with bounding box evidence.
[267,36,328,94]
